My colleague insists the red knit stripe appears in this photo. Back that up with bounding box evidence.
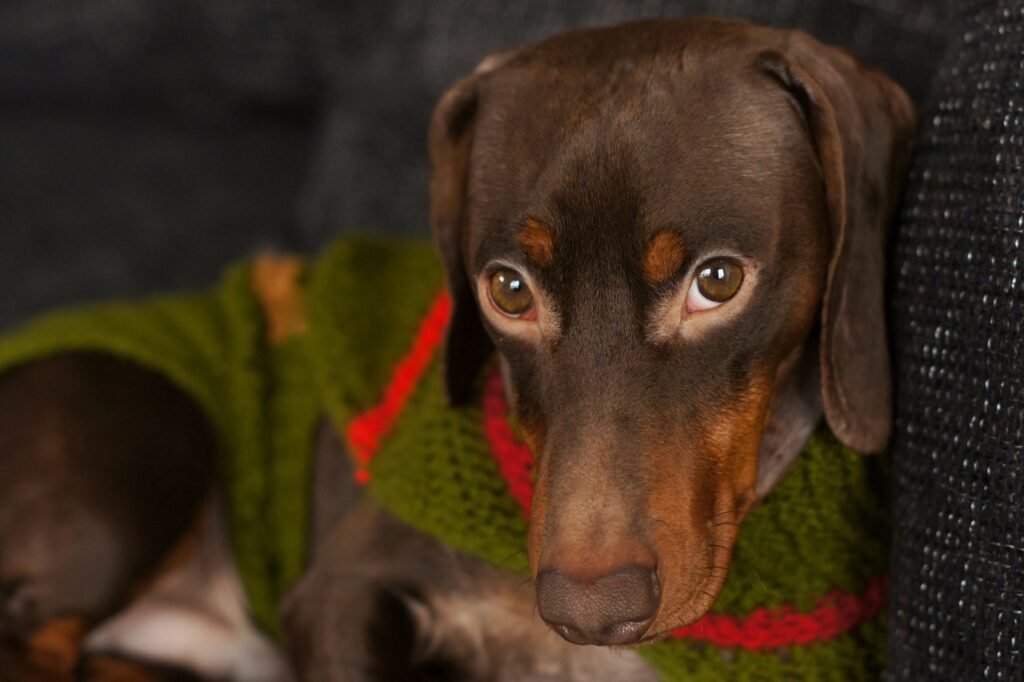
[347,291,887,649]
[345,290,451,481]
[668,576,888,649]
[482,369,534,515]
[479,365,887,649]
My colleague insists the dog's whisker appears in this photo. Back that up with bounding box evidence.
[514,576,535,595]
[709,521,740,530]
[496,547,529,567]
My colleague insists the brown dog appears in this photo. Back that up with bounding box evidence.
[0,18,914,681]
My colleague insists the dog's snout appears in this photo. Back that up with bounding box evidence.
[536,565,659,645]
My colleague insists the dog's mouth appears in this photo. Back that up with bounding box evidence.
[534,514,739,647]
[634,569,735,644]
[525,400,755,648]
[638,533,739,645]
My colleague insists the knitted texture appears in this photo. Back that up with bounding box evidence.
[888,1,1024,678]
[482,370,535,514]
[346,291,452,483]
[305,237,445,431]
[0,261,324,638]
[347,260,891,679]
[0,237,891,680]
[634,430,889,681]
[369,374,889,679]
[479,366,889,652]
[368,360,888,675]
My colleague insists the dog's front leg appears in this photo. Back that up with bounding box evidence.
[280,499,469,682]
[281,496,661,682]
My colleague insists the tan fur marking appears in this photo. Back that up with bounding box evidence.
[251,254,308,344]
[518,218,555,268]
[701,378,774,518]
[642,230,686,285]
[26,617,88,675]
[642,374,773,635]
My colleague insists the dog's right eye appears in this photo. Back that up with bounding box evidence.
[489,268,534,317]
[686,258,744,313]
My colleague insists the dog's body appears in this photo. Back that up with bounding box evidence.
[0,18,914,682]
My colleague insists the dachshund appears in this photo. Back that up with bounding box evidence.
[0,18,914,681]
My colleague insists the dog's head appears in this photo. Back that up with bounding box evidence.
[429,19,914,646]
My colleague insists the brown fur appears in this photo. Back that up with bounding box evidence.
[0,354,216,679]
[0,17,915,680]
[431,17,915,645]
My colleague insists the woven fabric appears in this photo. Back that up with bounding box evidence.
[888,1,1024,679]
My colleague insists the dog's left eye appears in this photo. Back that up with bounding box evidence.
[686,258,744,312]
[489,268,534,317]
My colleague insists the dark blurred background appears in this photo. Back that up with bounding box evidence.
[0,0,952,328]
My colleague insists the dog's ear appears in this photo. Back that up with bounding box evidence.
[757,36,916,454]
[429,50,519,404]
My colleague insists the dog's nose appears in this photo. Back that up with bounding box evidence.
[535,565,659,645]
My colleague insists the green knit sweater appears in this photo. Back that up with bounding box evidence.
[0,238,889,681]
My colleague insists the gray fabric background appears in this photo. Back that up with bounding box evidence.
[0,0,950,327]
[888,0,1024,678]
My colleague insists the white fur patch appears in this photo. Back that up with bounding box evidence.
[84,500,291,682]
[406,575,659,682]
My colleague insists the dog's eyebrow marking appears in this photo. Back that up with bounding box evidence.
[518,217,555,268]
[642,230,686,285]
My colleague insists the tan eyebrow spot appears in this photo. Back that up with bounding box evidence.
[642,230,686,285]
[518,218,555,268]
